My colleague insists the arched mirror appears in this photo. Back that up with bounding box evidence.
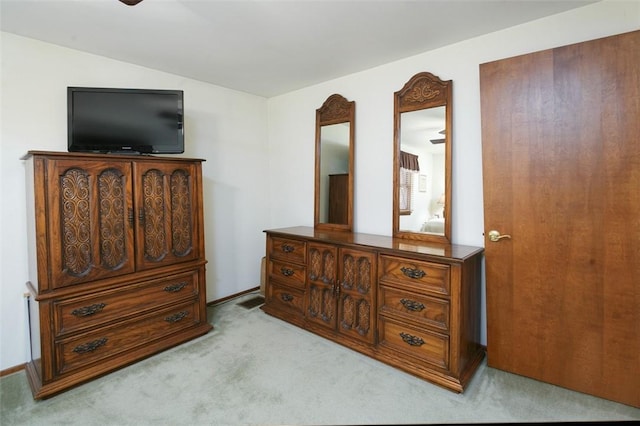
[315,94,355,231]
[393,72,452,243]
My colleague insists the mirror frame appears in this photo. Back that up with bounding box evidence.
[314,94,355,231]
[393,72,452,244]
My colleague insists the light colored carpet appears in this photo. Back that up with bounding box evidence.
[1,291,639,425]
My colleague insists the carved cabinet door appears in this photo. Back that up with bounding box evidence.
[133,161,200,271]
[336,248,376,344]
[46,159,135,288]
[306,244,377,344]
[306,242,338,330]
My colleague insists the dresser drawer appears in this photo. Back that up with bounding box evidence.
[266,281,305,317]
[379,255,450,297]
[269,236,306,264]
[54,271,200,336]
[269,260,306,289]
[379,285,449,332]
[55,300,201,375]
[378,316,449,370]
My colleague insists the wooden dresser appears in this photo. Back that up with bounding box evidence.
[23,151,212,399]
[262,226,484,392]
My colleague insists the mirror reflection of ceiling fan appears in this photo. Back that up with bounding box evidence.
[119,0,143,5]
[430,129,446,145]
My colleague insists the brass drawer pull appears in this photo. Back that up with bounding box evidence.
[71,303,106,317]
[281,244,295,253]
[73,337,108,354]
[164,282,187,292]
[400,332,425,347]
[400,267,426,279]
[280,293,293,302]
[400,299,425,312]
[280,267,294,277]
[165,311,188,323]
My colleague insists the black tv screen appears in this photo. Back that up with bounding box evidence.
[67,87,184,154]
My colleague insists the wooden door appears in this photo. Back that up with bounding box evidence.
[46,158,135,288]
[134,161,200,270]
[306,242,337,329]
[480,31,639,408]
[337,248,376,344]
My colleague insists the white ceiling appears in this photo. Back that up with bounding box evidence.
[0,0,598,97]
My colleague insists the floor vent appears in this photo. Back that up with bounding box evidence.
[237,296,265,310]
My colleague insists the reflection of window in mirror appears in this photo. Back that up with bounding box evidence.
[398,107,446,234]
[393,71,451,243]
[399,151,419,215]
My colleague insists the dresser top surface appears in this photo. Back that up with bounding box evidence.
[22,150,205,163]
[265,226,483,261]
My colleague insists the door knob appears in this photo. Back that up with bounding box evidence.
[488,230,512,242]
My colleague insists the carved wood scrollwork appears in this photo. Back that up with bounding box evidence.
[317,94,352,123]
[397,72,449,110]
[142,169,167,261]
[61,168,92,277]
[341,295,355,330]
[356,299,370,336]
[98,168,127,270]
[309,248,321,281]
[170,169,193,257]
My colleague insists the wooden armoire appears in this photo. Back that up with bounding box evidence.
[23,151,212,399]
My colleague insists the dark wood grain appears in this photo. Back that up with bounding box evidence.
[481,30,640,408]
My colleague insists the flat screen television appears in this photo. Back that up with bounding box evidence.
[67,87,184,154]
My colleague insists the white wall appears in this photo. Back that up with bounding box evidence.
[267,1,640,343]
[0,33,269,371]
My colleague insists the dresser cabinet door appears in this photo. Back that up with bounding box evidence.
[46,159,135,288]
[306,243,338,329]
[306,244,377,344]
[337,248,376,344]
[134,162,200,270]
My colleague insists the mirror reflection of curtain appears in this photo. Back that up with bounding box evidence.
[399,151,419,214]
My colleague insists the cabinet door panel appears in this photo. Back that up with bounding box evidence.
[306,243,337,329]
[337,248,376,344]
[47,159,135,288]
[134,162,200,270]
